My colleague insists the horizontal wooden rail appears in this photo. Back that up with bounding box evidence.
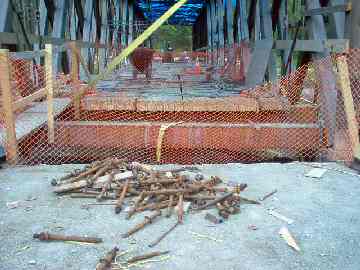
[13,88,47,111]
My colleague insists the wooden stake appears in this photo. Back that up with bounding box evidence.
[0,49,18,164]
[336,55,360,159]
[44,44,54,143]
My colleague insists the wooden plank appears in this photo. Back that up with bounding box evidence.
[0,49,18,164]
[336,55,360,158]
[245,39,273,88]
[304,3,351,16]
[13,88,47,111]
[275,39,349,52]
[45,44,54,144]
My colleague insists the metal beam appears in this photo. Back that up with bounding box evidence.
[99,0,108,69]
[237,0,249,41]
[226,0,234,45]
[52,0,68,73]
[81,0,94,79]
[0,0,10,32]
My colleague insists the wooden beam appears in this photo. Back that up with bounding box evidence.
[13,88,47,111]
[304,3,351,16]
[336,55,360,159]
[0,49,18,164]
[45,44,54,144]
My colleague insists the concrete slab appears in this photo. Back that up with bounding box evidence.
[0,162,360,270]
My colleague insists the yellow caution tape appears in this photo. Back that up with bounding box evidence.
[90,0,188,87]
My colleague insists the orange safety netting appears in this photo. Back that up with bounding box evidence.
[0,46,359,166]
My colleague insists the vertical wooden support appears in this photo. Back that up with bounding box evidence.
[0,49,18,164]
[128,0,134,44]
[45,44,54,144]
[336,55,360,158]
[69,42,79,82]
[217,0,225,65]
[206,2,213,63]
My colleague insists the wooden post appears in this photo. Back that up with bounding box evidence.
[336,55,360,159]
[45,44,54,144]
[0,49,18,164]
[69,42,79,82]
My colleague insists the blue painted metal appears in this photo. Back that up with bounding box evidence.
[136,0,205,25]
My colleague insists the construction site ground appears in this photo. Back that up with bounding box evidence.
[1,162,359,270]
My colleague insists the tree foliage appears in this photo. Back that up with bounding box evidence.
[152,24,193,52]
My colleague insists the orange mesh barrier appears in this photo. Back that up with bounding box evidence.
[0,47,358,165]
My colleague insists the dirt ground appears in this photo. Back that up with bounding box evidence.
[1,162,360,270]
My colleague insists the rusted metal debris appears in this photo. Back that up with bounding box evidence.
[122,210,162,238]
[259,189,278,201]
[126,251,170,264]
[148,221,179,248]
[52,160,259,244]
[96,247,119,270]
[33,232,102,243]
